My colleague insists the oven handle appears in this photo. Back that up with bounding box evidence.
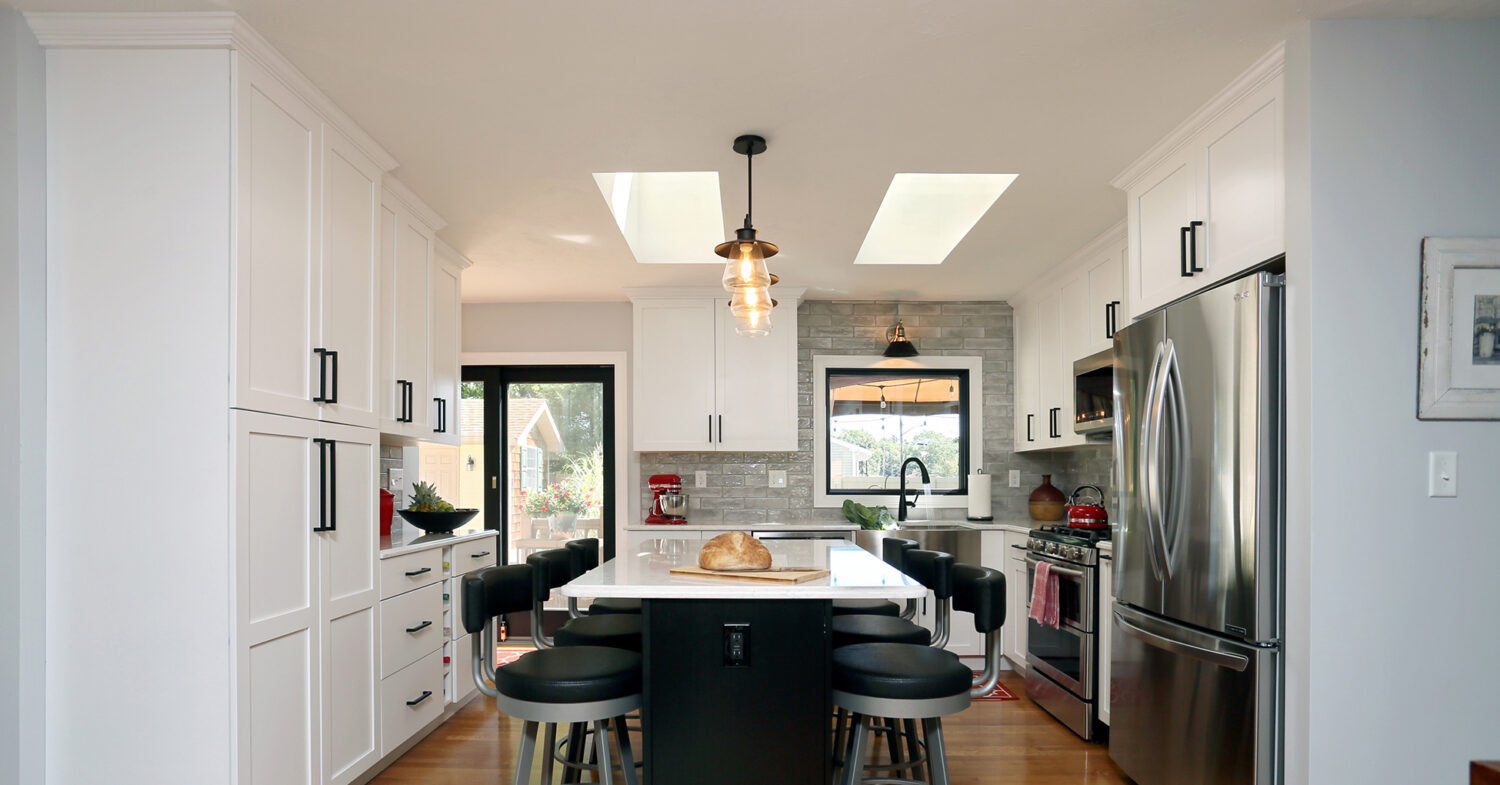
[1024,553,1086,580]
[1114,610,1249,672]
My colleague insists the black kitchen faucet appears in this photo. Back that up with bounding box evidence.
[897,457,931,522]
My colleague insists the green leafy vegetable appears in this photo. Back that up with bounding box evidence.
[841,499,897,530]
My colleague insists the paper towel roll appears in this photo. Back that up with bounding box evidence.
[967,472,992,519]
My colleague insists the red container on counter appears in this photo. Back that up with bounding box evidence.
[379,489,395,536]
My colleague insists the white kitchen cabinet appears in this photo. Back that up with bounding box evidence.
[231,57,381,429]
[1117,50,1284,319]
[234,411,380,785]
[1084,247,1126,357]
[379,192,432,437]
[628,288,804,452]
[1098,554,1114,726]
[1013,302,1041,452]
[1006,548,1030,670]
[427,244,464,446]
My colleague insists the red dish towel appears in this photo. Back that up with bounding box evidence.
[1028,561,1062,629]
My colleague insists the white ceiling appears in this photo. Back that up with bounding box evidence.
[18,0,1500,302]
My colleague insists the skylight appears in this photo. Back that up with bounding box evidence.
[592,171,725,263]
[853,173,1018,265]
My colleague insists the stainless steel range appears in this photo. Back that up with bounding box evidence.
[1018,524,1111,741]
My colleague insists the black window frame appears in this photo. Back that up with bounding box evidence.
[822,366,971,498]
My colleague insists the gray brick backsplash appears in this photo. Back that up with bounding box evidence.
[639,299,1115,524]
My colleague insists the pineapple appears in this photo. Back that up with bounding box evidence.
[408,481,455,513]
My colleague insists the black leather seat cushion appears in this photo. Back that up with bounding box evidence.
[832,643,972,701]
[832,615,929,649]
[831,599,900,617]
[588,597,642,615]
[495,646,642,704]
[555,613,643,652]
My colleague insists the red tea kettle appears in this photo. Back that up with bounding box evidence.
[1066,485,1109,529]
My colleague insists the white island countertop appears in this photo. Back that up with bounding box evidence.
[623,521,859,532]
[561,538,926,600]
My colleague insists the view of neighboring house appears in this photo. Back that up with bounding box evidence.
[828,436,873,487]
[505,398,565,556]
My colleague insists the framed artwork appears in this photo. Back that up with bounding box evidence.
[1418,237,1500,419]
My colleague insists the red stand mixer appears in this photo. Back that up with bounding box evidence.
[646,474,689,524]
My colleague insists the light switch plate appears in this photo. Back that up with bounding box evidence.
[695,470,708,488]
[1429,451,1457,497]
[388,468,404,493]
[768,470,787,488]
[1008,470,1021,488]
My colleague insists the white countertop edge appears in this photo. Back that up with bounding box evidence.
[379,528,498,559]
[566,584,927,600]
[624,522,859,532]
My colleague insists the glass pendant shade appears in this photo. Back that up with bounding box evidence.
[730,285,774,337]
[719,240,773,291]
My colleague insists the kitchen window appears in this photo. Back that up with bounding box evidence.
[813,355,984,510]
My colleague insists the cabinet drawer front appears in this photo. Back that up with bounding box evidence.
[379,549,444,599]
[450,538,497,576]
[379,582,444,678]
[379,648,445,756]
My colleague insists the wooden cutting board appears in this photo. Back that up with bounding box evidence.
[669,565,830,584]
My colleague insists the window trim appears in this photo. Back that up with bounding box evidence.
[813,355,984,510]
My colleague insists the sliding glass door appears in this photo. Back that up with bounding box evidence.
[462,364,617,566]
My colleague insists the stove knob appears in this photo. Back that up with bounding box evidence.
[1047,543,1059,555]
[1072,546,1083,560]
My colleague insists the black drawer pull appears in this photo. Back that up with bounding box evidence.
[1188,220,1204,273]
[470,551,491,558]
[405,690,432,706]
[326,350,339,404]
[405,620,433,634]
[312,348,329,402]
[1026,414,1034,442]
[404,567,432,577]
[1180,226,1192,277]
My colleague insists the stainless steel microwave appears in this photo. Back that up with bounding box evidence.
[1073,349,1114,435]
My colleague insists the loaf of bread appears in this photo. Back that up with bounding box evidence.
[697,531,772,571]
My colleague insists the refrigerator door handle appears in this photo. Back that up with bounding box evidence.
[1143,340,1172,581]
[1161,340,1191,575]
[1115,610,1249,672]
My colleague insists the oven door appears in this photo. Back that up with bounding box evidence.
[1024,554,1097,699]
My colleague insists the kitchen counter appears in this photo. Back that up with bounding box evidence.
[378,524,496,559]
[562,538,925,600]
[624,521,858,532]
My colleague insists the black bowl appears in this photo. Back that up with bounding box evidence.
[396,508,480,534]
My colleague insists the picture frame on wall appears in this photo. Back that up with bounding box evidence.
[1418,237,1500,420]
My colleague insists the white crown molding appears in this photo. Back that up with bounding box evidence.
[24,11,399,173]
[382,176,449,232]
[1016,219,1127,304]
[624,286,808,305]
[1110,41,1286,192]
[435,239,474,270]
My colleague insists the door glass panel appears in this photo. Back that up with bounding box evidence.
[505,381,606,562]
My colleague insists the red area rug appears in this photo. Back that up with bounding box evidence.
[494,648,1017,701]
[972,673,1019,701]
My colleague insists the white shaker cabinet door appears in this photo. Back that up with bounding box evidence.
[716,300,798,451]
[1013,302,1040,452]
[1126,146,1201,319]
[1201,73,1284,288]
[317,128,382,430]
[318,423,380,785]
[233,58,323,422]
[1086,246,1125,357]
[1033,289,1066,447]
[379,201,433,435]
[633,299,718,451]
[426,253,462,446]
[234,411,321,785]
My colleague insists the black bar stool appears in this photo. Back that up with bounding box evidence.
[527,548,643,651]
[565,538,641,616]
[462,564,642,785]
[833,563,1006,785]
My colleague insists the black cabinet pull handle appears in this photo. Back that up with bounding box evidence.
[441,398,447,432]
[1049,407,1061,438]
[404,620,432,634]
[1026,413,1034,442]
[404,567,432,577]
[313,438,336,532]
[396,380,408,422]
[1180,226,1192,277]
[433,397,443,433]
[405,691,432,706]
[708,414,713,443]
[326,350,338,404]
[407,382,414,423]
[471,551,491,558]
[312,348,328,402]
[718,414,723,443]
[1106,301,1122,339]
[1188,220,1204,273]
[1104,303,1112,340]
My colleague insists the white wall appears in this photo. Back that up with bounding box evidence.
[1295,20,1500,784]
[0,8,45,784]
[46,48,233,783]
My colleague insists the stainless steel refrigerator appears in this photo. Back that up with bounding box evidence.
[1109,271,1284,785]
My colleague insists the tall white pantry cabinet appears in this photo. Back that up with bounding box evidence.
[36,13,462,785]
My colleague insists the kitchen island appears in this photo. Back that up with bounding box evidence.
[562,538,924,785]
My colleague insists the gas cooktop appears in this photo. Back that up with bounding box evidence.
[1025,525,1115,566]
[1031,524,1113,546]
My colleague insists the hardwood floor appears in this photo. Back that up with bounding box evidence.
[369,673,1131,785]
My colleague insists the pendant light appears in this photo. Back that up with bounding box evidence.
[883,302,919,357]
[716,134,779,337]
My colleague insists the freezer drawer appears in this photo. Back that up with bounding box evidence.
[1109,605,1281,785]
